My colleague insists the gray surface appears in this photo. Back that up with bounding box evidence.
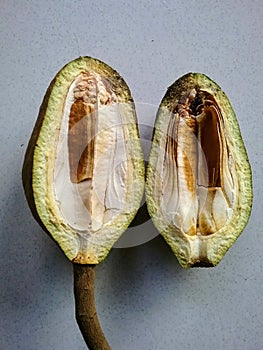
[0,1,262,349]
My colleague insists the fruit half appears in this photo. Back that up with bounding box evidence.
[22,57,145,264]
[146,73,252,267]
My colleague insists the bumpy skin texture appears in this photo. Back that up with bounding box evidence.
[146,73,253,268]
[22,56,145,264]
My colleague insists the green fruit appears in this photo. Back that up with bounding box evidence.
[22,57,144,264]
[146,73,253,267]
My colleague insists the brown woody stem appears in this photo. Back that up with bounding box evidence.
[73,264,111,350]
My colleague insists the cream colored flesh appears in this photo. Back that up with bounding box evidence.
[54,72,128,235]
[159,89,237,237]
[146,81,247,268]
[23,57,144,264]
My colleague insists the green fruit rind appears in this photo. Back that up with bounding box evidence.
[22,57,145,264]
[146,73,253,268]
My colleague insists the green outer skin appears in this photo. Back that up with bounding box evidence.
[146,73,253,268]
[22,56,145,264]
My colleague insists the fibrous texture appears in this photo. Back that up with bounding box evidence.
[146,73,252,267]
[22,57,145,264]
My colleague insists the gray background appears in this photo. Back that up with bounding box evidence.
[0,1,262,349]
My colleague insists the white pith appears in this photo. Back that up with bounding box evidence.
[154,90,238,237]
[54,72,128,235]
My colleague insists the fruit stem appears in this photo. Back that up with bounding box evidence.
[73,264,111,350]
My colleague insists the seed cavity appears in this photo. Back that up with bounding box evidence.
[161,88,237,236]
[54,71,128,234]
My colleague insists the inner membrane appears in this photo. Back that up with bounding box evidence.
[54,72,127,234]
[162,89,236,236]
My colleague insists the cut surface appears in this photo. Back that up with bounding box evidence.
[163,88,236,237]
[22,57,145,264]
[146,73,252,267]
[54,71,128,234]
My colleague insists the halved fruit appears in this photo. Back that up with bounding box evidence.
[146,73,252,267]
[22,56,144,264]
